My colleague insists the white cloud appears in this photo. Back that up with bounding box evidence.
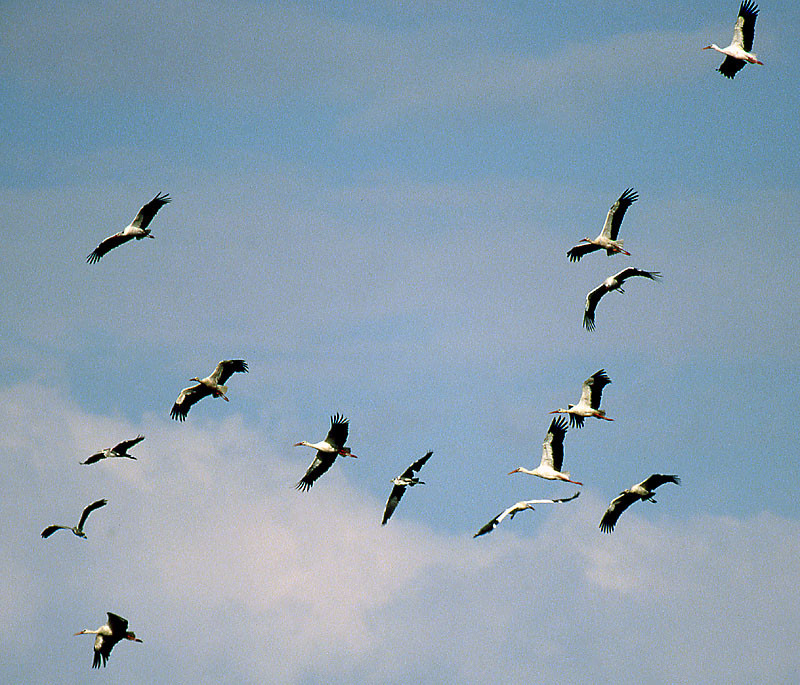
[1,383,798,682]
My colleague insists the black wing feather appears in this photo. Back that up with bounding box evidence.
[86,233,132,263]
[134,192,171,229]
[215,359,248,385]
[566,242,600,262]
[599,491,639,533]
[78,498,108,529]
[324,413,349,450]
[381,484,406,525]
[295,452,337,491]
[170,383,211,421]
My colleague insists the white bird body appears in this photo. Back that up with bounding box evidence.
[170,360,248,421]
[81,435,144,465]
[87,193,170,263]
[74,612,142,669]
[550,368,612,428]
[474,492,580,537]
[599,474,680,533]
[295,414,358,491]
[508,415,582,485]
[703,1,762,79]
[382,451,432,524]
[567,188,637,262]
[583,267,661,331]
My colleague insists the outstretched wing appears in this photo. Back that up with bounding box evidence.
[295,451,337,492]
[212,359,248,385]
[86,232,132,263]
[324,414,349,451]
[170,383,211,421]
[582,369,611,410]
[113,435,145,453]
[81,451,106,465]
[106,612,129,635]
[473,504,521,537]
[131,192,170,229]
[78,498,108,530]
[613,267,661,285]
[566,242,600,262]
[734,0,759,52]
[718,55,746,78]
[602,187,638,240]
[541,416,567,471]
[583,283,607,331]
[599,491,639,533]
[381,483,407,525]
[41,525,69,538]
[400,451,433,479]
[639,474,681,491]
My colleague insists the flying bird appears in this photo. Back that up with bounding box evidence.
[567,188,637,262]
[86,192,170,263]
[599,474,680,533]
[473,491,580,537]
[295,414,358,491]
[74,612,142,669]
[508,416,583,485]
[583,267,661,331]
[41,498,107,539]
[703,1,762,78]
[170,359,249,421]
[80,435,144,465]
[381,451,432,525]
[550,368,613,428]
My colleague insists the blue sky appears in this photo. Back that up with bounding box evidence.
[1,1,799,682]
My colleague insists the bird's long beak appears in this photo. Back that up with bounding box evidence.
[508,468,520,475]
[128,636,144,643]
[73,631,86,636]
[702,45,712,50]
[292,442,304,447]
[148,234,155,239]
[548,410,559,414]
[341,450,358,458]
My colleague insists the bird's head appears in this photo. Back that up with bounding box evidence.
[125,632,143,643]
[339,447,358,458]
[75,531,87,539]
[702,44,715,51]
[73,629,90,636]
[189,376,202,383]
[508,467,522,475]
[293,441,308,447]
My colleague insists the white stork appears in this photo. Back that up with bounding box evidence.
[703,1,762,79]
[86,192,170,263]
[381,451,432,525]
[567,188,637,262]
[550,368,613,428]
[295,414,358,491]
[473,491,580,537]
[508,415,583,485]
[583,267,661,331]
[74,612,142,669]
[170,359,249,421]
[599,474,680,533]
[80,435,144,465]
[41,498,107,539]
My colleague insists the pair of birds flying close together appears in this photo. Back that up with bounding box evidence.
[473,475,680,537]
[293,414,432,525]
[566,187,661,331]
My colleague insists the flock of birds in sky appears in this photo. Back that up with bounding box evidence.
[39,2,762,670]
